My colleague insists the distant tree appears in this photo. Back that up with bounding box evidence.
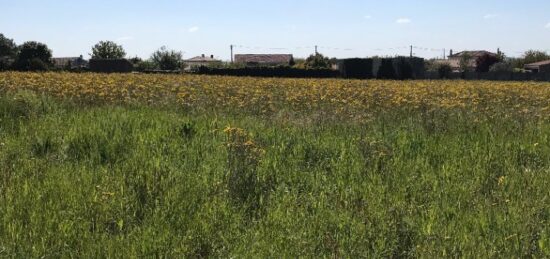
[459,53,473,72]
[13,41,52,71]
[304,53,331,69]
[151,46,183,70]
[475,54,501,72]
[0,33,17,57]
[0,34,18,70]
[91,41,126,59]
[522,50,550,66]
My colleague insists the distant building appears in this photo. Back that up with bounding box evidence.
[183,54,222,71]
[435,50,498,72]
[52,55,88,69]
[234,54,293,67]
[524,60,550,73]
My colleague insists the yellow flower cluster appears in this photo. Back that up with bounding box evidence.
[1,72,550,116]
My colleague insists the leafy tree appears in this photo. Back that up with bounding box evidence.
[151,46,183,70]
[0,33,17,57]
[91,41,126,59]
[0,34,18,70]
[459,53,473,72]
[14,41,52,71]
[522,50,550,65]
[304,53,331,69]
[475,54,501,72]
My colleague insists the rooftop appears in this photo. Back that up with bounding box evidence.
[185,55,220,62]
[235,54,293,64]
[525,60,550,68]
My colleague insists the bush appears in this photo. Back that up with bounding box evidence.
[16,58,50,71]
[490,62,514,72]
[437,64,453,78]
[475,54,501,73]
[304,53,332,69]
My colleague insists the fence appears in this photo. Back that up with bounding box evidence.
[89,59,133,73]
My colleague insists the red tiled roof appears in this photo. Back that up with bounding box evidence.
[449,50,497,58]
[524,60,550,69]
[235,54,293,64]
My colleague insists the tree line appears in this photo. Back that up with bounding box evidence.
[0,34,185,71]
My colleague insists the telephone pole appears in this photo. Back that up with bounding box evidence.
[410,45,413,58]
[443,48,446,60]
[315,45,318,55]
[230,45,234,63]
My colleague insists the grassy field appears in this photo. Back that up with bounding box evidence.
[0,73,549,257]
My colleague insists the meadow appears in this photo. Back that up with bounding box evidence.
[0,72,549,257]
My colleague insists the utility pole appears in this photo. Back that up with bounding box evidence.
[443,48,446,60]
[230,45,234,63]
[315,45,318,55]
[410,45,413,58]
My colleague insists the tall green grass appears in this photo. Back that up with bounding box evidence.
[0,91,549,257]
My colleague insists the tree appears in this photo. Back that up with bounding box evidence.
[304,53,331,69]
[0,34,18,70]
[459,53,473,72]
[522,50,550,65]
[91,41,126,59]
[475,54,501,72]
[14,41,52,71]
[151,46,183,70]
[0,33,17,57]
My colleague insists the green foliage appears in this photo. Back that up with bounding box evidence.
[522,50,550,65]
[0,33,17,59]
[437,63,453,78]
[475,54,501,73]
[151,46,183,70]
[490,61,514,72]
[13,41,52,71]
[91,41,126,59]
[304,53,332,69]
[0,89,549,257]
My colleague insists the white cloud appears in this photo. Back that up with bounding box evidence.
[116,36,133,42]
[188,26,199,33]
[546,22,550,29]
[483,14,498,19]
[396,18,411,24]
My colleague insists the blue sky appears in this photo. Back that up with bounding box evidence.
[1,0,550,60]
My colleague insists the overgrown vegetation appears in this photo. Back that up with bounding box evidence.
[0,73,549,257]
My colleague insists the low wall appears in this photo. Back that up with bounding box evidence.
[424,71,550,82]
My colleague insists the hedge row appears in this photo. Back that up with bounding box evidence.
[196,66,340,78]
[89,59,133,73]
